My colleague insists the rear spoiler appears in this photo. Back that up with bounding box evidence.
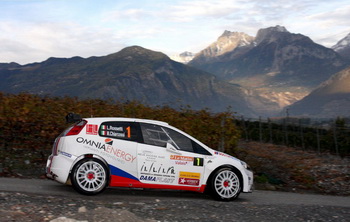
[65,113,82,123]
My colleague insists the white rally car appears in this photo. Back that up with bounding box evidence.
[46,114,253,201]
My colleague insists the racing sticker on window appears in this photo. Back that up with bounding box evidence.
[86,124,98,135]
[100,125,131,138]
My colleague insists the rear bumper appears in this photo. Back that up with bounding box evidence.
[46,154,73,184]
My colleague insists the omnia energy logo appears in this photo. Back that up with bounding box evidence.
[76,137,136,163]
[105,138,113,145]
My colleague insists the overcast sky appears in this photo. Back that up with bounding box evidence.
[1,0,349,64]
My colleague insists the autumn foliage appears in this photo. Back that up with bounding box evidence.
[0,92,240,154]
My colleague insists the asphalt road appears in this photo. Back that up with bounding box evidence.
[0,177,349,222]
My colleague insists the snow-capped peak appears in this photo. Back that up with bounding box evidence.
[170,51,195,63]
[198,31,254,58]
[332,32,350,52]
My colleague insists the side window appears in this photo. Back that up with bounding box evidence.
[165,128,194,152]
[99,121,140,142]
[140,123,168,147]
[140,123,194,152]
[192,141,212,155]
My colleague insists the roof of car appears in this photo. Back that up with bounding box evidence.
[83,117,169,126]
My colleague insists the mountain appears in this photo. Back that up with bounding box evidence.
[332,32,350,60]
[191,30,255,64]
[171,31,254,65]
[189,26,350,115]
[170,51,195,64]
[0,46,255,115]
[0,62,21,69]
[284,66,350,118]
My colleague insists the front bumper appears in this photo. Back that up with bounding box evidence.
[243,169,254,193]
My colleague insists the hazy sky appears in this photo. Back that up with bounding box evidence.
[1,0,349,64]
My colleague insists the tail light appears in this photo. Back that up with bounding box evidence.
[51,120,87,156]
[52,137,61,155]
[63,120,87,136]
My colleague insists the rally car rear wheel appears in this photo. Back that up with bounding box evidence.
[71,158,109,195]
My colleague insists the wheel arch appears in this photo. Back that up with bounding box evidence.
[205,164,243,192]
[69,154,111,195]
[69,153,111,182]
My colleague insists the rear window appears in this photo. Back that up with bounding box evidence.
[98,121,141,142]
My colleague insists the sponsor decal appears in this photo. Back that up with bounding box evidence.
[60,151,72,158]
[170,155,203,167]
[140,162,175,176]
[138,150,165,162]
[178,171,201,186]
[86,124,98,135]
[105,138,113,145]
[140,175,156,181]
[76,137,136,163]
[139,162,176,184]
[140,175,175,184]
[178,178,200,186]
[179,171,201,179]
[214,151,239,160]
[174,161,188,165]
[170,155,193,161]
[214,151,231,158]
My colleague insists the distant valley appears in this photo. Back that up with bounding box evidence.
[285,66,350,118]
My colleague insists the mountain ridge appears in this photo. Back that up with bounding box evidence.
[2,26,350,118]
[0,46,256,116]
[332,32,350,60]
[284,66,350,117]
[188,26,350,115]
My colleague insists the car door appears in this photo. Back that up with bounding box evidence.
[137,123,206,188]
[98,121,140,186]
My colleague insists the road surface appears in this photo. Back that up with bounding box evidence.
[0,177,349,221]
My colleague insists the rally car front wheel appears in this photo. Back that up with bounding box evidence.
[209,167,241,201]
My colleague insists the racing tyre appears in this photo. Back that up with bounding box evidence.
[71,158,109,195]
[209,167,241,201]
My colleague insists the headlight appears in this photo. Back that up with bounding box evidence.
[241,161,251,170]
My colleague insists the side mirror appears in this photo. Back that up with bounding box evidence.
[166,143,181,154]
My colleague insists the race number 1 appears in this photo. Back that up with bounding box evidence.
[126,126,131,138]
[193,157,204,166]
